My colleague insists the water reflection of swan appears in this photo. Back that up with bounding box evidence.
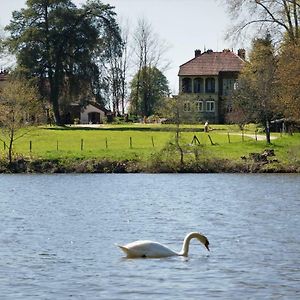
[117,232,210,258]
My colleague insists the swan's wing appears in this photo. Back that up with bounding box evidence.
[117,240,178,258]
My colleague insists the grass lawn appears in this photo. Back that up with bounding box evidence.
[1,124,298,167]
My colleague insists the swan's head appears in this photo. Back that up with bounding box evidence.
[188,232,210,251]
[196,234,209,251]
[204,239,210,251]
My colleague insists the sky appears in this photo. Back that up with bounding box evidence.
[0,0,248,93]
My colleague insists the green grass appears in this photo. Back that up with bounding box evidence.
[0,124,299,167]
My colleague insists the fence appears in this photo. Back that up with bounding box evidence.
[1,130,265,156]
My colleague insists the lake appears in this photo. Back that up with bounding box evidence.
[0,174,299,299]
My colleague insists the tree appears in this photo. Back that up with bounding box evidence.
[157,94,199,165]
[129,66,169,117]
[107,20,130,116]
[131,18,170,117]
[222,0,300,45]
[4,0,122,125]
[0,79,43,164]
[231,35,277,143]
[276,41,300,120]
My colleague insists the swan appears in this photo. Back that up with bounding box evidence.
[116,232,209,258]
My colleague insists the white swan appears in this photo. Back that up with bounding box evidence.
[117,232,209,258]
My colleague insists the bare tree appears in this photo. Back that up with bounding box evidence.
[107,19,131,116]
[222,0,300,44]
[157,95,199,165]
[131,18,170,117]
[0,79,44,164]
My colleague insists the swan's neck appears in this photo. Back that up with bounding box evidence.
[179,232,208,256]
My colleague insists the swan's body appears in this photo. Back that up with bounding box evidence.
[117,232,209,258]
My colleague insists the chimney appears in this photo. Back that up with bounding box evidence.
[194,49,201,57]
[238,48,246,60]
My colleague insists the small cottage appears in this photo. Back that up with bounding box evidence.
[64,101,111,124]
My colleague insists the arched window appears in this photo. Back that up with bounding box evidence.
[193,78,203,93]
[182,78,192,93]
[205,78,215,93]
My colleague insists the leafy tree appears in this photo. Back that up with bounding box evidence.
[0,79,43,164]
[277,41,300,119]
[4,0,122,125]
[129,66,169,117]
[231,35,277,143]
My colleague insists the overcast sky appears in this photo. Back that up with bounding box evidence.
[0,0,248,93]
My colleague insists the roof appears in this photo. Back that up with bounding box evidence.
[178,50,245,76]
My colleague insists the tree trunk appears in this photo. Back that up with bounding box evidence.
[265,120,271,144]
[49,58,63,125]
[8,129,14,165]
[49,79,62,125]
[175,125,184,165]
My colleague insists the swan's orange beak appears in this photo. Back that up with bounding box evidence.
[205,241,210,251]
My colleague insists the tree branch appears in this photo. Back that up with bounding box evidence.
[255,1,291,33]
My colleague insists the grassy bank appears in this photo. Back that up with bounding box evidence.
[0,124,299,173]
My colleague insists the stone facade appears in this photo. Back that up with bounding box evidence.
[178,49,245,123]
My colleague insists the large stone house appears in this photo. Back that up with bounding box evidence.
[178,49,245,123]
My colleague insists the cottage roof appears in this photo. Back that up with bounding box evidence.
[178,50,245,76]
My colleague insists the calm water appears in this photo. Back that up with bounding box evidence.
[0,174,299,299]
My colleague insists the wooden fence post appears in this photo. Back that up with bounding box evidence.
[81,139,84,151]
[191,135,200,145]
[255,130,258,141]
[227,132,231,143]
[207,134,215,145]
[105,138,108,149]
[29,140,32,152]
[129,137,132,149]
[57,140,59,151]
[151,136,155,148]
[242,130,244,142]
[3,141,6,150]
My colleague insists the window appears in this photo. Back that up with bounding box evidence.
[205,78,215,93]
[226,104,233,113]
[222,79,235,96]
[206,101,215,112]
[193,78,202,93]
[196,100,203,112]
[183,101,191,112]
[182,78,192,93]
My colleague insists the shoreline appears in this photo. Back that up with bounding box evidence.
[0,157,299,174]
